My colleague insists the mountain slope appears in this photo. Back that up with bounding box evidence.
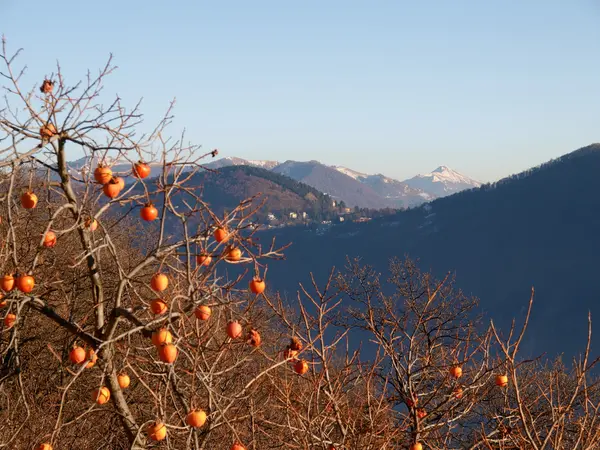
[404,165,481,197]
[272,160,394,208]
[257,144,600,359]
[175,165,338,222]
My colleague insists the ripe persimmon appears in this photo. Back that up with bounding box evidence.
[152,328,173,346]
[140,204,158,221]
[196,254,212,266]
[94,165,112,184]
[36,443,53,450]
[1,274,15,292]
[16,274,34,293]
[226,247,242,262]
[85,218,98,231]
[40,123,57,139]
[147,421,167,441]
[158,343,178,363]
[194,305,211,321]
[20,192,38,209]
[43,231,57,248]
[249,277,266,294]
[151,273,168,292]
[450,366,463,378]
[103,178,122,199]
[118,373,130,389]
[213,227,228,243]
[69,346,86,364]
[495,374,508,387]
[92,386,110,405]
[294,359,309,375]
[86,348,98,368]
[4,313,16,329]
[186,409,207,428]
[133,161,151,179]
[150,299,168,315]
[226,321,242,339]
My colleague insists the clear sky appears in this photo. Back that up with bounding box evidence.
[2,0,600,182]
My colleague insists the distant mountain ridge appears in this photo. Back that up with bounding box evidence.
[206,157,478,209]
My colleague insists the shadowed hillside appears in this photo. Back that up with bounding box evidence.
[258,144,600,360]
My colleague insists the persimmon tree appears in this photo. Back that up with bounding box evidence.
[0,40,298,449]
[2,38,600,450]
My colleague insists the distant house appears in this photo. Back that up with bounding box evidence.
[355,217,371,223]
[289,212,298,219]
[301,212,308,219]
[339,216,345,222]
[332,200,337,207]
[343,207,352,213]
[267,213,277,221]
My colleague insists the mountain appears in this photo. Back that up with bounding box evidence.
[272,160,394,209]
[207,157,475,208]
[161,165,339,224]
[403,165,481,197]
[253,144,600,360]
[205,156,280,170]
[333,167,435,205]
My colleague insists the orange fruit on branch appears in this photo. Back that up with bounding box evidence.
[16,274,34,293]
[213,227,229,243]
[226,321,242,339]
[454,387,463,399]
[20,192,38,209]
[495,374,509,387]
[92,386,110,405]
[231,444,246,450]
[140,203,158,221]
[152,328,173,346]
[249,277,266,294]
[196,254,212,266]
[294,359,309,375]
[85,348,98,368]
[133,161,151,179]
[151,273,168,292]
[69,346,86,364]
[410,443,423,450]
[158,343,178,364]
[150,299,168,315]
[40,123,57,139]
[94,165,112,185]
[1,274,15,292]
[85,218,98,231]
[43,230,57,248]
[102,177,122,199]
[226,247,242,262]
[147,421,167,441]
[4,313,16,329]
[450,365,462,378]
[35,443,53,450]
[117,373,130,389]
[194,305,211,321]
[186,409,207,428]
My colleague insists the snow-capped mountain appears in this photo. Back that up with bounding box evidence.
[198,157,479,207]
[205,157,279,170]
[403,166,481,197]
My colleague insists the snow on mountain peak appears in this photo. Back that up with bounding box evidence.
[332,166,368,180]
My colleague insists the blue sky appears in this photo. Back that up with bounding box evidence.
[2,0,600,182]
